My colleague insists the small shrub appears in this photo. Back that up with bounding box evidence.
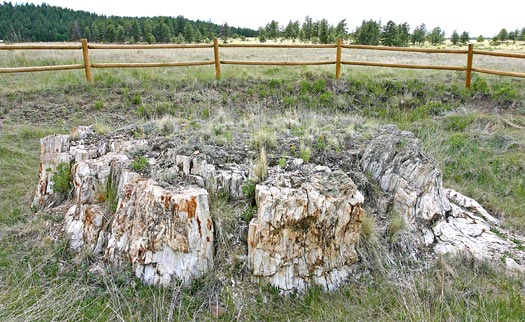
[471,77,489,94]
[131,156,148,171]
[312,78,326,93]
[51,162,72,194]
[278,155,287,168]
[253,147,268,182]
[156,116,175,136]
[94,99,104,110]
[137,105,152,119]
[359,214,377,242]
[103,174,119,214]
[201,106,210,119]
[94,122,111,135]
[290,143,297,156]
[132,93,142,105]
[319,91,334,106]
[388,213,406,238]
[315,134,328,152]
[251,128,277,151]
[241,205,257,223]
[242,180,257,199]
[300,142,311,163]
[299,80,312,94]
[445,115,474,132]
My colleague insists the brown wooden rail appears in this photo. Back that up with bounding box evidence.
[1,38,524,87]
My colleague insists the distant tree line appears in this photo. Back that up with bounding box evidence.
[259,17,525,46]
[0,2,256,43]
[2,2,525,46]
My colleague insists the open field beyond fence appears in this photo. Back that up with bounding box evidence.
[1,38,525,89]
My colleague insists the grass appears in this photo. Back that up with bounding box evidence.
[1,53,524,320]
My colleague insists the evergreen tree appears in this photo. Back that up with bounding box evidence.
[460,31,470,45]
[428,27,445,45]
[508,30,517,42]
[221,22,230,41]
[116,25,125,43]
[318,19,329,44]
[381,20,398,46]
[497,28,508,42]
[131,20,142,42]
[411,23,426,45]
[258,27,267,43]
[156,21,171,43]
[397,22,410,46]
[334,19,347,40]
[451,30,460,45]
[265,20,279,39]
[355,20,380,45]
[284,20,300,40]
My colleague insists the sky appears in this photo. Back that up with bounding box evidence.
[15,0,525,37]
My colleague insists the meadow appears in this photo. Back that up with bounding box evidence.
[0,42,524,321]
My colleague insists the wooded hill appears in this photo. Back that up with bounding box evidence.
[0,2,256,43]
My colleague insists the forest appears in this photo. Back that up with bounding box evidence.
[1,2,525,46]
[0,2,256,43]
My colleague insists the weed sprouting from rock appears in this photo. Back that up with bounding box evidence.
[131,156,148,171]
[253,147,268,182]
[51,162,73,197]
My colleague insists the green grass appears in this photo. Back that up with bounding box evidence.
[1,68,524,320]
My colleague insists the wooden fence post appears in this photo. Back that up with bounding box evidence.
[213,38,221,80]
[81,38,92,82]
[465,44,473,89]
[336,39,342,80]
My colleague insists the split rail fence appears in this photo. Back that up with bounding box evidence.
[1,38,525,88]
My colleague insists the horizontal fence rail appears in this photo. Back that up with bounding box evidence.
[1,38,524,87]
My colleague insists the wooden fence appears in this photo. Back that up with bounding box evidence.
[1,38,525,88]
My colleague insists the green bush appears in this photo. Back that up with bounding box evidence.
[51,162,72,194]
[131,156,148,171]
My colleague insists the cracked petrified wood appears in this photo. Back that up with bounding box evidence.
[248,166,364,292]
[33,124,525,291]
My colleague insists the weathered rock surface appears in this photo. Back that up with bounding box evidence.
[248,165,364,292]
[361,126,451,225]
[361,126,525,271]
[34,126,216,285]
[33,134,71,208]
[34,123,525,292]
[433,188,525,270]
[106,180,214,285]
[153,149,250,200]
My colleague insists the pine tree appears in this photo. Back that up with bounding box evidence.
[356,20,380,45]
[460,31,470,45]
[265,20,279,39]
[318,19,329,44]
[429,27,445,45]
[411,23,426,45]
[451,30,460,45]
[497,28,508,42]
[397,22,410,46]
[301,16,313,41]
[334,19,347,40]
[381,20,398,46]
